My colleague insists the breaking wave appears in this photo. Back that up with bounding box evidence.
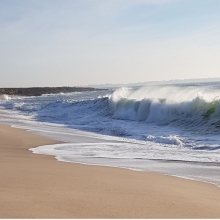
[1,84,220,150]
[109,86,220,133]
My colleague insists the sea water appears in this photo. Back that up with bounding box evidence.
[0,82,220,186]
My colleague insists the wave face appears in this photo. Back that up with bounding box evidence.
[109,85,220,134]
[0,90,112,133]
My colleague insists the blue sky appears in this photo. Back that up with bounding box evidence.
[0,0,220,87]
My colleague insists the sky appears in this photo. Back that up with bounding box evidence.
[0,0,220,87]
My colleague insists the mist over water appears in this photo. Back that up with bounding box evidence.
[1,82,220,185]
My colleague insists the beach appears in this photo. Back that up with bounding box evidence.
[0,124,220,218]
[1,0,220,217]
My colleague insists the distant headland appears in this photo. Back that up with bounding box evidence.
[0,87,105,96]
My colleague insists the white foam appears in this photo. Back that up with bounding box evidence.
[2,94,11,100]
[146,135,185,147]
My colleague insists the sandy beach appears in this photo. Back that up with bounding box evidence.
[0,124,220,218]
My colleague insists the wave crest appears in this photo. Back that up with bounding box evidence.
[109,86,220,131]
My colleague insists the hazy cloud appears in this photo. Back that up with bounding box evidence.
[0,0,220,87]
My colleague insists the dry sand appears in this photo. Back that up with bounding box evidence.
[0,124,220,218]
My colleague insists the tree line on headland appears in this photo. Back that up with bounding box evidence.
[0,87,104,96]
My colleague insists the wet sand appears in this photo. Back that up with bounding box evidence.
[0,124,220,218]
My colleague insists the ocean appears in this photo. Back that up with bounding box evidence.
[1,82,220,186]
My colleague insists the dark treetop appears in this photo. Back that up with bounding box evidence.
[0,87,105,96]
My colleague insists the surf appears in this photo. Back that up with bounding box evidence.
[109,85,220,133]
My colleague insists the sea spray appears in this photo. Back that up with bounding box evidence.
[109,85,220,133]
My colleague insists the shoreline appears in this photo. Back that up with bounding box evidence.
[30,136,220,188]
[1,124,220,218]
[32,150,220,189]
